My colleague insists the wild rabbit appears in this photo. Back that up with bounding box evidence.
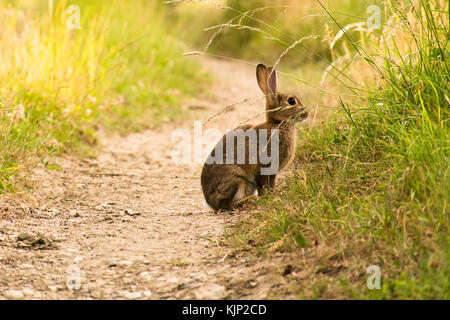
[201,64,308,211]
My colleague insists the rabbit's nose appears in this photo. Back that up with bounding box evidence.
[300,108,308,119]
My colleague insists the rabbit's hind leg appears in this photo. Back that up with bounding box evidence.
[208,173,244,211]
[233,194,258,207]
[231,181,257,208]
[203,165,255,211]
[212,180,255,211]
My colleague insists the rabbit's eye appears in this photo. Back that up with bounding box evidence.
[288,97,296,105]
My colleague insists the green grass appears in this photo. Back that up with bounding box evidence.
[174,0,380,67]
[0,0,207,192]
[223,0,449,299]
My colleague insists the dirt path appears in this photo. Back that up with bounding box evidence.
[0,57,303,300]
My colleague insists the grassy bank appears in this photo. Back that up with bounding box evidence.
[215,0,449,299]
[0,0,205,192]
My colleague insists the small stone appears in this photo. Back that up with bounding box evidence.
[48,285,58,292]
[117,260,133,266]
[20,264,35,269]
[143,290,152,297]
[167,277,179,284]
[124,292,142,300]
[70,210,81,217]
[194,284,226,300]
[139,272,151,280]
[124,209,140,216]
[22,289,34,296]
[191,273,207,281]
[4,290,24,300]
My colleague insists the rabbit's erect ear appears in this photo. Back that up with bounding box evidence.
[266,67,277,94]
[256,64,268,93]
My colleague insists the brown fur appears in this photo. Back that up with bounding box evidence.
[201,64,308,211]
